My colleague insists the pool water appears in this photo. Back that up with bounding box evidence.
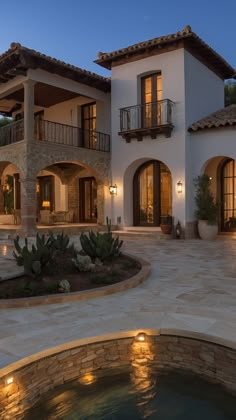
[25,369,236,419]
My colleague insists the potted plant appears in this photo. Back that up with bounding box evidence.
[194,174,218,240]
[160,214,172,234]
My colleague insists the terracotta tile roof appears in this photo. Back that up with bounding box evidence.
[95,25,235,79]
[0,43,110,92]
[188,104,236,132]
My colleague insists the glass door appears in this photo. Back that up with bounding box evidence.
[133,160,172,226]
[141,73,162,128]
[81,103,96,149]
[222,159,236,231]
[79,177,97,223]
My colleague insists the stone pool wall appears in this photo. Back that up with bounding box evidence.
[1,334,236,419]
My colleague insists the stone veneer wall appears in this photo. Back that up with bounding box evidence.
[1,335,236,419]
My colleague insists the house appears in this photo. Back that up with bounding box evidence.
[0,25,235,237]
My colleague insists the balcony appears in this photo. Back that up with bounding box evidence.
[119,99,174,142]
[0,119,110,152]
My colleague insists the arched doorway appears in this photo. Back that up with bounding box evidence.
[221,159,236,231]
[133,160,172,226]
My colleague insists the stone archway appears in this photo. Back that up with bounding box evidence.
[36,160,107,226]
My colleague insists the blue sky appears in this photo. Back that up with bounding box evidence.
[0,0,235,77]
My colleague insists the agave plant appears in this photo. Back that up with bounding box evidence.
[80,217,123,262]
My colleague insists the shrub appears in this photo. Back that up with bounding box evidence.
[194,175,218,225]
[80,217,123,262]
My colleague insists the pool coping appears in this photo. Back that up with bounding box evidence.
[0,253,150,308]
[1,328,236,379]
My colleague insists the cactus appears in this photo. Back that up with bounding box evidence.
[72,254,93,271]
[13,235,51,278]
[13,232,77,279]
[31,260,42,276]
[80,218,123,262]
[48,231,70,252]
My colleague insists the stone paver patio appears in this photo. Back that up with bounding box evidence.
[0,236,236,370]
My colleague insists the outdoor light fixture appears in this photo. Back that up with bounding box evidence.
[79,373,97,386]
[42,200,50,209]
[135,332,147,342]
[3,183,10,192]
[36,183,40,193]
[5,377,14,385]
[177,181,183,193]
[109,184,117,195]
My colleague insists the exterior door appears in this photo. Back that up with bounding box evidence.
[133,160,171,226]
[221,159,236,231]
[79,177,97,223]
[141,73,162,128]
[38,176,54,212]
[81,103,96,148]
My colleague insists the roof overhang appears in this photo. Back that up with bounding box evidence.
[0,43,110,92]
[188,104,236,132]
[95,26,235,80]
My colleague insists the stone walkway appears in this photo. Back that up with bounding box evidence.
[0,236,236,369]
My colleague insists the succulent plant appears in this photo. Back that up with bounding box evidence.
[72,254,93,271]
[80,217,123,262]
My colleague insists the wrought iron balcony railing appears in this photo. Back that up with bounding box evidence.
[0,119,110,152]
[119,99,174,141]
[0,119,24,146]
[36,120,110,152]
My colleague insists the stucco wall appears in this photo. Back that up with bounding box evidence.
[184,50,225,127]
[110,48,186,226]
[187,127,236,221]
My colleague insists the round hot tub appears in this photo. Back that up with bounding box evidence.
[1,333,236,419]
[25,368,236,419]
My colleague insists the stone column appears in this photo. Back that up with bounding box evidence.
[20,178,37,237]
[23,79,35,142]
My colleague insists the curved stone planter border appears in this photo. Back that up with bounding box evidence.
[0,254,150,309]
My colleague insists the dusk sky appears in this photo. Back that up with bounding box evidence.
[1,0,235,77]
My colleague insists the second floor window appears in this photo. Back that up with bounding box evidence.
[141,73,162,128]
[82,103,97,148]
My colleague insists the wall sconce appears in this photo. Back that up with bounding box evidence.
[5,377,14,385]
[177,180,183,193]
[135,332,147,342]
[42,200,50,209]
[3,183,10,192]
[109,184,117,195]
[36,183,40,193]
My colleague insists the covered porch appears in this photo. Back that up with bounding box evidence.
[0,159,110,236]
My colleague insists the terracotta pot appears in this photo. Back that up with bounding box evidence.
[160,224,172,234]
[198,220,218,240]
